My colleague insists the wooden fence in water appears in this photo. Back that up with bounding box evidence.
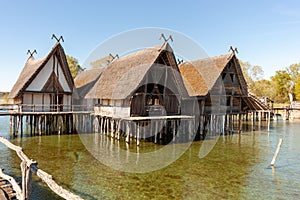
[0,137,83,200]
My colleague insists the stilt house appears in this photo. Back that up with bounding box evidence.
[74,67,105,109]
[85,42,188,118]
[179,53,249,115]
[178,53,256,135]
[8,42,74,112]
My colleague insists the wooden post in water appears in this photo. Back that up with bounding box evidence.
[20,115,23,137]
[238,114,242,133]
[173,120,176,142]
[116,120,120,140]
[136,122,140,146]
[267,111,271,132]
[270,138,283,166]
[252,111,256,131]
[125,121,130,143]
[100,117,103,134]
[111,118,114,138]
[154,120,158,144]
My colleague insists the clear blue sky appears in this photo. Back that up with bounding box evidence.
[1,0,300,91]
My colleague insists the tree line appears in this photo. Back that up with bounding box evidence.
[241,61,300,104]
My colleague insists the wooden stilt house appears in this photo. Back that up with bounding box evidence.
[8,42,74,112]
[85,42,188,118]
[179,53,253,135]
[179,53,248,114]
[74,67,105,110]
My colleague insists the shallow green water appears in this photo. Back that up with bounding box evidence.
[0,116,300,199]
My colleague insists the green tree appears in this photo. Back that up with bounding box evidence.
[240,61,253,85]
[271,70,292,103]
[295,77,300,100]
[250,79,276,100]
[287,63,300,83]
[240,61,264,93]
[240,62,264,82]
[66,55,83,79]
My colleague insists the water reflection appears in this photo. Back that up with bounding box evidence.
[0,116,300,199]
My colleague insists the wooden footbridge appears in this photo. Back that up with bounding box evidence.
[0,175,17,200]
[0,104,93,137]
[0,137,83,200]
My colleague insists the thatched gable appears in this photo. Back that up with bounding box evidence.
[85,42,188,100]
[8,43,74,99]
[74,68,105,98]
[179,54,248,97]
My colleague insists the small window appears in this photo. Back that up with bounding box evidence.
[226,97,231,106]
[222,73,226,80]
[154,98,159,105]
[230,74,235,82]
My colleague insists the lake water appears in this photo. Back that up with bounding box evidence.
[0,115,300,199]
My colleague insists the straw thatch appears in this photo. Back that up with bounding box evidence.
[85,42,186,100]
[244,93,270,111]
[8,43,74,99]
[179,54,248,97]
[74,67,105,98]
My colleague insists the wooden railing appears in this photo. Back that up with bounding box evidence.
[0,137,83,200]
[9,104,94,113]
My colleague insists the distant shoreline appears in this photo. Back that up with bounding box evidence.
[0,92,9,104]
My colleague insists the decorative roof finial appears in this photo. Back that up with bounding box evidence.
[229,46,238,54]
[159,33,173,42]
[51,34,64,43]
[177,58,183,64]
[107,53,119,63]
[27,49,37,57]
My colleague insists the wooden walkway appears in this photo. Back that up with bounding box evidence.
[0,176,16,200]
[0,137,83,200]
[0,111,92,116]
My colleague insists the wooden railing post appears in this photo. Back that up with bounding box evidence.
[0,168,23,199]
[0,137,84,200]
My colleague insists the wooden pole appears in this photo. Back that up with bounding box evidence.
[20,115,23,137]
[125,121,130,143]
[136,122,140,146]
[270,138,283,166]
[173,120,176,142]
[110,118,114,138]
[267,111,271,132]
[154,120,158,144]
[0,168,23,200]
[238,114,242,133]
[0,137,83,200]
[116,120,120,140]
[100,117,103,134]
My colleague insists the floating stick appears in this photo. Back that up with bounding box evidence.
[270,138,283,166]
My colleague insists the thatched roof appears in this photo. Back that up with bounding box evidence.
[179,54,247,97]
[74,68,105,98]
[8,43,74,99]
[86,42,182,99]
[243,93,270,111]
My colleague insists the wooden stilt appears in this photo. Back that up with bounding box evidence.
[116,120,120,140]
[136,122,140,146]
[154,120,158,144]
[173,120,176,142]
[110,118,114,138]
[238,114,242,133]
[100,117,103,134]
[125,121,130,143]
[20,115,23,137]
[267,111,271,132]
